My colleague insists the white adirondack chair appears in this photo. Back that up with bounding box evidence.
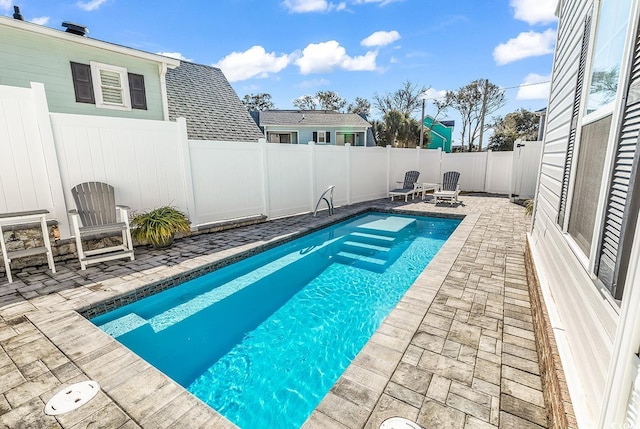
[69,182,135,270]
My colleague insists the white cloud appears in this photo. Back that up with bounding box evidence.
[361,30,400,47]
[156,52,192,62]
[422,88,447,101]
[510,0,557,25]
[215,46,291,82]
[390,57,398,64]
[0,0,11,10]
[517,73,551,100]
[77,0,108,11]
[282,0,346,12]
[493,29,556,65]
[30,16,50,25]
[295,40,377,74]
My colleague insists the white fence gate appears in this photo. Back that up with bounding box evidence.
[510,139,543,200]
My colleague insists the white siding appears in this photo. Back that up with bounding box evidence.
[530,0,620,425]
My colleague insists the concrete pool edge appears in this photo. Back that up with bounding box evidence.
[22,207,477,428]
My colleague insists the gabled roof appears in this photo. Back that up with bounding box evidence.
[166,62,264,142]
[258,110,371,127]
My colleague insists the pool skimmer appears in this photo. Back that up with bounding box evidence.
[44,380,100,416]
[379,417,422,429]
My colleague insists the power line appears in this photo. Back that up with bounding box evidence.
[500,80,551,90]
[422,80,551,100]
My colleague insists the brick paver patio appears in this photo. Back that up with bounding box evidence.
[0,195,546,428]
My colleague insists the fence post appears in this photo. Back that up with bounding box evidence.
[483,150,491,192]
[346,143,352,205]
[30,82,70,237]
[386,145,392,198]
[259,138,271,218]
[437,147,443,183]
[176,117,197,226]
[309,141,317,212]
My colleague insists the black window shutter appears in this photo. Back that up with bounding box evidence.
[558,13,592,227]
[70,62,95,104]
[326,132,331,143]
[596,25,640,299]
[313,132,317,142]
[128,73,147,110]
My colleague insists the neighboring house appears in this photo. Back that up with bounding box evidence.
[0,15,179,120]
[0,13,262,143]
[423,116,454,152]
[253,110,374,146]
[166,62,263,142]
[530,0,640,427]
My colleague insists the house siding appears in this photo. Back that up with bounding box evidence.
[265,126,368,146]
[0,25,164,120]
[530,0,619,425]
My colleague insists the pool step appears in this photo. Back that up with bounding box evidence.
[342,240,391,257]
[355,217,416,237]
[335,251,388,272]
[349,231,396,246]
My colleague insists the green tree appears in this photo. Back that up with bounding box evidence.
[293,95,317,110]
[370,119,387,146]
[241,93,275,111]
[446,79,505,151]
[380,110,421,148]
[316,90,347,111]
[347,97,371,116]
[373,80,429,117]
[488,108,539,151]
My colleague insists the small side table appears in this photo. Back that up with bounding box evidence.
[420,183,438,200]
[0,210,56,283]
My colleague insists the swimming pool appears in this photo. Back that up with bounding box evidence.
[91,212,460,428]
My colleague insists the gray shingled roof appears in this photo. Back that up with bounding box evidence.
[166,62,264,142]
[259,110,371,127]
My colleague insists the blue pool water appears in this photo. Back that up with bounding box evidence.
[91,213,460,428]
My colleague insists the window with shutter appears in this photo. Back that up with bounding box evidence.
[326,132,331,143]
[317,131,326,143]
[128,73,147,110]
[558,14,592,227]
[596,26,640,299]
[89,61,131,111]
[70,62,95,104]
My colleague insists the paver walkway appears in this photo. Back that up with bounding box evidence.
[0,195,546,429]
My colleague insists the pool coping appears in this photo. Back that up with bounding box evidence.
[22,207,477,428]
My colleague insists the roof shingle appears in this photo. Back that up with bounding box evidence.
[166,62,264,142]
[259,110,371,127]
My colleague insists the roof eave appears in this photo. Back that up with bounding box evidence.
[0,16,180,68]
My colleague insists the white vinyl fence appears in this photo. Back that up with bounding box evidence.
[0,83,538,239]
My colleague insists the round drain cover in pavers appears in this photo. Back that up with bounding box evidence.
[379,417,422,429]
[44,380,101,416]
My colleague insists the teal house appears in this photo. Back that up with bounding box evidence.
[423,115,454,152]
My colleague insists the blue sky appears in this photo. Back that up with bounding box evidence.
[2,0,557,141]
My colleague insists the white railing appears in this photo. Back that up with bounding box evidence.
[0,82,528,239]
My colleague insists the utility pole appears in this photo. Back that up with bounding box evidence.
[478,79,489,152]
